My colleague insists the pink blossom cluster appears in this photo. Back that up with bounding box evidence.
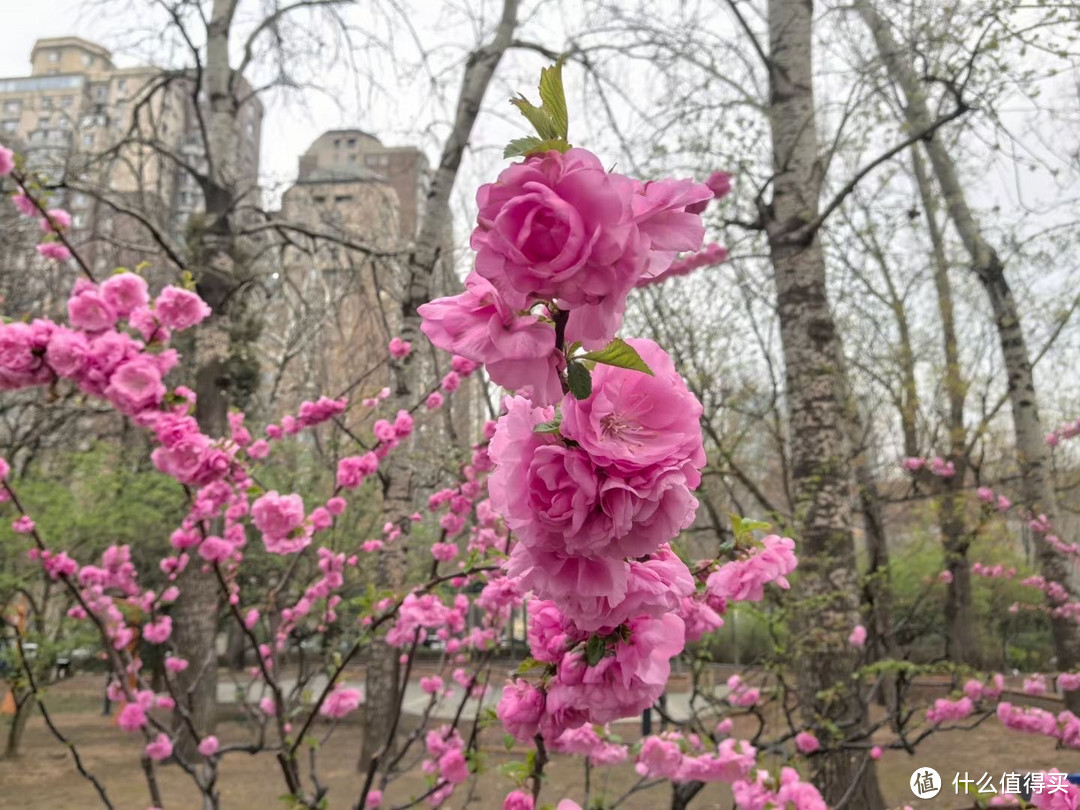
[706,534,798,603]
[1,152,81,263]
[635,733,757,783]
[975,486,1013,512]
[419,148,717,402]
[421,726,469,803]
[1046,417,1080,448]
[963,674,1005,702]
[900,455,955,477]
[925,696,974,724]
[972,562,1017,579]
[731,767,828,810]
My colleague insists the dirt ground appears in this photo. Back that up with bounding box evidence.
[1,673,1078,809]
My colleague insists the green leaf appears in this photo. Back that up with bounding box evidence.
[504,136,545,159]
[504,59,573,159]
[537,58,569,140]
[504,733,516,751]
[516,657,548,674]
[532,414,562,435]
[511,96,562,141]
[581,338,654,376]
[585,634,606,666]
[567,362,592,400]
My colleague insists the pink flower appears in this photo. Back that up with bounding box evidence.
[636,735,683,778]
[36,242,71,262]
[1030,770,1080,810]
[544,613,685,727]
[394,409,414,437]
[870,745,883,760]
[366,790,383,808]
[438,748,469,784]
[678,596,725,642]
[1024,674,1048,696]
[143,616,172,644]
[117,701,147,731]
[472,149,638,334]
[419,270,567,404]
[425,391,444,410]
[707,535,798,603]
[1060,673,1080,691]
[40,208,72,233]
[926,696,974,724]
[775,767,828,810]
[320,686,362,719]
[145,733,173,761]
[441,371,461,392]
[560,339,705,476]
[12,515,35,534]
[337,453,378,488]
[0,145,13,176]
[451,355,478,376]
[154,286,211,330]
[497,678,545,742]
[197,736,219,757]
[705,171,733,199]
[388,336,412,358]
[105,357,166,414]
[197,535,233,563]
[848,625,867,647]
[252,491,305,538]
[557,802,583,810]
[503,790,534,810]
[68,282,116,332]
[901,456,925,471]
[165,657,189,673]
[795,731,820,754]
[101,273,150,318]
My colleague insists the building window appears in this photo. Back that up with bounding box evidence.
[334,195,353,203]
[38,116,50,128]
[365,155,378,167]
[333,138,340,147]
[313,195,326,203]
[47,50,59,62]
[1,120,17,132]
[117,79,126,92]
[82,53,93,67]
[60,96,73,107]
[82,133,94,147]
[379,154,389,167]
[347,137,356,146]
[40,97,52,110]
[95,86,106,100]
[3,100,20,115]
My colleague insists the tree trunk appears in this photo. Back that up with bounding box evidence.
[360,0,520,767]
[857,0,1080,699]
[763,0,885,805]
[2,689,34,759]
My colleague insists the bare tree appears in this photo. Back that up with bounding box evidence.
[856,0,1080,709]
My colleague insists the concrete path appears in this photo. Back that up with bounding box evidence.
[216,676,728,724]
